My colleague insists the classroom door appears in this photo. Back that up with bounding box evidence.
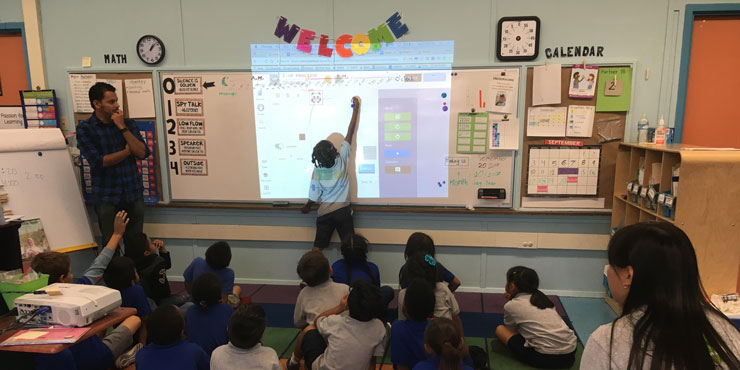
[681,16,740,148]
[0,31,29,106]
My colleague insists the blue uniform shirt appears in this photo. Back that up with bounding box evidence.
[76,114,150,204]
[331,259,381,286]
[185,303,233,356]
[183,257,235,295]
[120,283,152,316]
[136,340,209,370]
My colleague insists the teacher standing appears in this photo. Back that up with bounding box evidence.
[77,82,150,251]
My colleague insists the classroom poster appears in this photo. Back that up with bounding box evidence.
[490,116,520,150]
[568,65,599,99]
[488,69,519,115]
[532,64,562,106]
[124,79,156,118]
[596,67,633,112]
[526,146,601,196]
[566,105,595,137]
[456,112,488,154]
[68,74,95,113]
[79,120,158,205]
[526,107,567,137]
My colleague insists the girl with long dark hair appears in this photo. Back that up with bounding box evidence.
[582,222,740,369]
[331,233,394,307]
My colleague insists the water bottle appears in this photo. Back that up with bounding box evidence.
[637,114,649,144]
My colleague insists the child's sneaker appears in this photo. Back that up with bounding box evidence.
[115,342,143,369]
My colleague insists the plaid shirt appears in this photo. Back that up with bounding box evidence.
[77,114,150,204]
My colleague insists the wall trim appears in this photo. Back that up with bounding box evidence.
[142,223,609,251]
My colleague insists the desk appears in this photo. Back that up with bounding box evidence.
[0,307,135,354]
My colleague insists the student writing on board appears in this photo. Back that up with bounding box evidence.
[301,96,361,251]
[77,82,150,250]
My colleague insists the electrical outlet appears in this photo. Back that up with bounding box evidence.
[521,241,536,248]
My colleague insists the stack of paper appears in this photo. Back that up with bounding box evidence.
[1,327,90,346]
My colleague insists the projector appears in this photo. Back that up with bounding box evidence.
[14,283,122,327]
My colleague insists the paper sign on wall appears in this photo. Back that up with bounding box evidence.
[596,67,633,112]
[532,64,561,106]
[526,107,567,137]
[124,79,155,118]
[568,65,599,99]
[490,116,519,150]
[566,105,595,137]
[456,112,489,154]
[69,74,96,113]
[488,69,519,114]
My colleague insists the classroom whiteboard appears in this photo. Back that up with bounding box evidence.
[0,129,96,252]
[160,70,514,207]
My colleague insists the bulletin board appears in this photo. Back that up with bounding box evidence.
[521,65,631,209]
[69,72,161,203]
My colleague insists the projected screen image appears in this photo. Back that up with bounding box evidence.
[252,70,451,199]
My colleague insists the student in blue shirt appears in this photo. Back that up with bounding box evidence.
[391,278,436,370]
[183,241,241,305]
[185,272,233,356]
[413,317,472,370]
[136,304,209,370]
[104,256,152,344]
[77,82,150,249]
[331,233,394,308]
[301,96,361,251]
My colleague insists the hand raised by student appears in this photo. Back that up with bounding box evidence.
[112,110,125,129]
[352,96,361,110]
[113,210,129,236]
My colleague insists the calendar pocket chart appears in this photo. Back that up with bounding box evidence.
[526,145,601,196]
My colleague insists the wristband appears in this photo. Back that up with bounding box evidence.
[119,127,129,133]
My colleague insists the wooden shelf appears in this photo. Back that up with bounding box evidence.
[613,196,674,223]
[611,143,740,296]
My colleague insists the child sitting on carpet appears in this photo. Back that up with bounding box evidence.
[413,317,472,370]
[185,272,233,356]
[397,254,463,334]
[210,304,281,370]
[391,278,436,370]
[104,256,152,344]
[125,233,186,307]
[399,232,461,292]
[136,304,209,370]
[331,233,394,308]
[494,266,576,369]
[288,279,387,370]
[183,241,242,306]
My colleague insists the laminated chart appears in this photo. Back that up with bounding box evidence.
[526,145,601,196]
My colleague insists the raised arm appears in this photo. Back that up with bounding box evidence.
[344,96,361,144]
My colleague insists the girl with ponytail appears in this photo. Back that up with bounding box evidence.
[412,317,472,370]
[185,272,234,356]
[331,233,395,308]
[494,266,577,369]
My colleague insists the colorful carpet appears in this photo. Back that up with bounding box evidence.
[170,282,584,370]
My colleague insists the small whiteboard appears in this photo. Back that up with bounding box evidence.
[0,129,96,252]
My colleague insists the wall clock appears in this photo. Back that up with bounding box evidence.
[137,35,165,65]
[497,16,540,61]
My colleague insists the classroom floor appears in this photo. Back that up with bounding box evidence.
[170,282,618,369]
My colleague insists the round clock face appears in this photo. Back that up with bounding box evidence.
[497,17,540,61]
[137,35,165,65]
